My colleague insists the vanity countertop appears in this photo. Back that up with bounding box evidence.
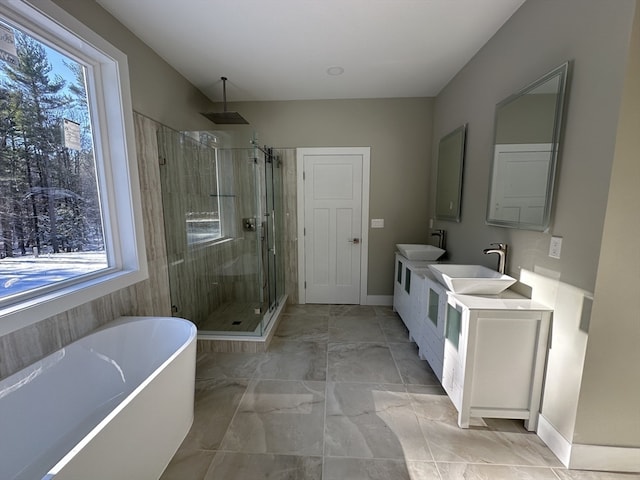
[397,253,552,312]
[395,253,441,273]
[447,289,552,312]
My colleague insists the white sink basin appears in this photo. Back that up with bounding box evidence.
[427,264,516,295]
[396,244,445,261]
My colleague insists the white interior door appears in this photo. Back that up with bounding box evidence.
[297,148,370,304]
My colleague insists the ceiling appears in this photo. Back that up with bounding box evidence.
[95,0,525,103]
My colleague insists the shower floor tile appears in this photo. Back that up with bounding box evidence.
[199,302,263,333]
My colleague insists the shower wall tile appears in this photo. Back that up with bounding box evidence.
[62,298,110,342]
[281,149,298,305]
[142,257,172,317]
[135,114,168,263]
[197,338,267,354]
[0,312,65,378]
[160,140,275,326]
[135,114,162,193]
[0,117,301,381]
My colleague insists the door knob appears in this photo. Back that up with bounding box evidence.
[348,238,360,244]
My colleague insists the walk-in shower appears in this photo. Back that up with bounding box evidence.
[157,126,286,337]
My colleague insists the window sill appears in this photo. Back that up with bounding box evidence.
[0,266,148,336]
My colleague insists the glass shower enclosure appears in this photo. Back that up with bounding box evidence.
[157,126,285,336]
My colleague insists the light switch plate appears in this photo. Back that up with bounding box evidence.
[549,236,562,259]
[371,218,384,228]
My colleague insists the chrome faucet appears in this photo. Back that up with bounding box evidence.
[431,229,446,250]
[483,243,508,274]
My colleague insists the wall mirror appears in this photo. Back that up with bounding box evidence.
[486,61,570,231]
[435,124,466,222]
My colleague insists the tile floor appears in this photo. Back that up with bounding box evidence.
[161,305,640,480]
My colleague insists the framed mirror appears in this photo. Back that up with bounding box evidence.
[435,124,466,222]
[486,62,570,231]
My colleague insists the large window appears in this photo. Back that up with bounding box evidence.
[0,18,107,299]
[0,1,147,335]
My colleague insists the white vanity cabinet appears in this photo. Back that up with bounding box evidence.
[442,292,552,431]
[393,253,411,329]
[392,254,446,379]
[416,273,447,381]
[393,253,427,336]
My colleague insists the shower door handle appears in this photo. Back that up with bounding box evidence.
[271,210,276,255]
[348,238,360,244]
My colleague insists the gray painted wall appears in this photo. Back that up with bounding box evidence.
[574,3,640,447]
[431,0,633,292]
[430,0,638,451]
[219,98,435,297]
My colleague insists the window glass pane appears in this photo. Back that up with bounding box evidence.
[0,20,107,303]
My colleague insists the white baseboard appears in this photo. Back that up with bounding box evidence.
[537,414,640,473]
[570,444,640,473]
[537,414,572,467]
[365,295,393,306]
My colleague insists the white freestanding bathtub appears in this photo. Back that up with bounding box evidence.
[0,316,197,480]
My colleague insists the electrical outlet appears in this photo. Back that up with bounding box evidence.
[549,236,562,259]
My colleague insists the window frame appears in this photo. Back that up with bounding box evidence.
[0,0,148,336]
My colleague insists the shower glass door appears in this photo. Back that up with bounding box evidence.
[158,125,286,337]
[158,126,263,334]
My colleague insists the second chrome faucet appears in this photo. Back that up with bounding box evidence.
[483,243,508,274]
[431,229,446,250]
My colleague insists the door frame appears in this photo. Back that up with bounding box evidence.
[296,147,370,305]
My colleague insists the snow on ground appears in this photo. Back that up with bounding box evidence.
[0,251,108,298]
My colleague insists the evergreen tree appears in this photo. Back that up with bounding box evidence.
[0,29,103,258]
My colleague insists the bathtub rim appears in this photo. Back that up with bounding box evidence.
[44,315,196,478]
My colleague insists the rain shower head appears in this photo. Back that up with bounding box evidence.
[201,76,249,125]
[201,110,249,125]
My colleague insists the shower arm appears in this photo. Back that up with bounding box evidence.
[222,76,229,112]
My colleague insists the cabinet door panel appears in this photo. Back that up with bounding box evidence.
[470,316,541,409]
[446,304,463,350]
[427,287,440,327]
